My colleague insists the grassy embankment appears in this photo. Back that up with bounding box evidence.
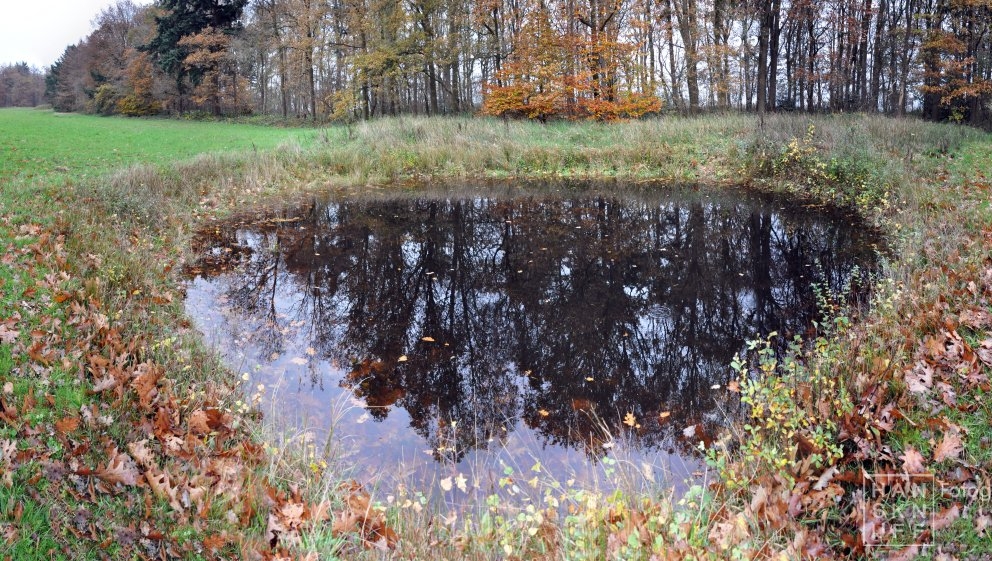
[1,106,991,559]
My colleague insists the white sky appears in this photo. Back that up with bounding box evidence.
[0,0,153,69]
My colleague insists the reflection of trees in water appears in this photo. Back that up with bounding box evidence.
[192,194,879,461]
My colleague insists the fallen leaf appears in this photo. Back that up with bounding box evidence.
[977,339,992,366]
[813,466,839,491]
[934,431,963,463]
[623,412,637,427]
[900,446,926,474]
[188,410,212,435]
[127,439,157,469]
[658,411,671,420]
[290,357,307,366]
[421,337,435,342]
[455,473,467,493]
[93,449,140,486]
[130,363,160,410]
[54,417,80,434]
[727,380,740,393]
[538,409,549,417]
[439,477,452,492]
[202,534,227,552]
[932,503,961,531]
[959,309,991,329]
[0,325,18,344]
[397,355,408,362]
[976,512,991,536]
[905,364,933,394]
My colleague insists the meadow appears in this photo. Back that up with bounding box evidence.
[1,106,991,559]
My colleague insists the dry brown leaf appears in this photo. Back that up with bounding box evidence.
[91,376,117,394]
[202,534,227,552]
[0,325,18,344]
[94,449,140,487]
[127,439,156,469]
[54,417,80,434]
[978,339,992,366]
[331,510,361,536]
[934,431,963,463]
[905,364,933,394]
[976,512,991,536]
[188,410,212,436]
[959,309,991,329]
[932,503,961,531]
[145,469,182,511]
[900,446,927,474]
[187,408,232,436]
[130,363,161,410]
[886,544,922,561]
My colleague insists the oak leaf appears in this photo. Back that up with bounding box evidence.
[977,339,992,366]
[934,431,963,463]
[145,469,182,511]
[932,503,961,531]
[900,446,926,474]
[54,417,80,434]
[0,325,18,344]
[127,439,156,469]
[905,364,933,394]
[94,449,140,486]
[130,363,161,410]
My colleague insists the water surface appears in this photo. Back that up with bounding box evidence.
[185,183,881,494]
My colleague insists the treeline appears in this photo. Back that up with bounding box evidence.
[0,64,46,108]
[34,0,992,124]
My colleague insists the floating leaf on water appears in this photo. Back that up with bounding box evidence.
[455,473,467,493]
[585,377,594,382]
[538,409,549,417]
[439,477,453,492]
[623,412,637,427]
[305,347,317,356]
[290,357,307,366]
[397,355,408,362]
[659,411,671,421]
[422,337,435,342]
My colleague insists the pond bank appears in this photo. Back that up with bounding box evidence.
[1,109,990,559]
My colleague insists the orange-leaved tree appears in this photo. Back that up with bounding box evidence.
[482,0,660,121]
[482,2,571,121]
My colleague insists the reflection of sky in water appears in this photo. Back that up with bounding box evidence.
[184,187,881,496]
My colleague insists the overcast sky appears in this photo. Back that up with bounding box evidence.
[0,0,153,69]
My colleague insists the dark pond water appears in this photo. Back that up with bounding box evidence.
[184,183,881,495]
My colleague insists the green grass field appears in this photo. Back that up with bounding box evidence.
[0,108,312,182]
[1,107,991,559]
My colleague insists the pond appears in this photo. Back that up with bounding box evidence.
[184,183,882,496]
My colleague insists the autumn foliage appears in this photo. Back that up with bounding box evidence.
[481,1,660,121]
